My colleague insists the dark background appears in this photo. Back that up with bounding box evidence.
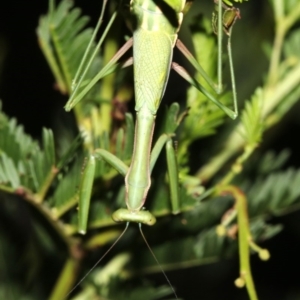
[1,1,300,299]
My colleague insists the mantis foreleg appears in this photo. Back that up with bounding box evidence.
[78,102,184,233]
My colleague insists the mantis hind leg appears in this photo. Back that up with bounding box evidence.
[174,0,240,119]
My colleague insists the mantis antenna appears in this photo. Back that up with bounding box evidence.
[65,222,129,298]
[67,222,178,299]
[139,223,178,299]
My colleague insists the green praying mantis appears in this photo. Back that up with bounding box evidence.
[67,0,241,227]
[65,0,244,296]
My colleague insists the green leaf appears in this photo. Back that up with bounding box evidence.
[50,153,83,217]
[239,87,264,147]
[246,168,300,216]
[37,0,99,95]
[0,108,56,194]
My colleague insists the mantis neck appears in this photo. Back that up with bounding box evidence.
[125,104,155,211]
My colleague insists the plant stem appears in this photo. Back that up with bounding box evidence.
[217,185,258,300]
